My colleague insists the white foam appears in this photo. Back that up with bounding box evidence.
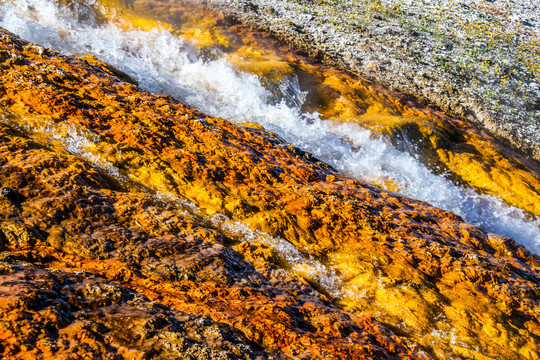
[1,0,538,253]
[142,190,344,296]
[210,213,343,297]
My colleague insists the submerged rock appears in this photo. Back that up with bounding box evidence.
[0,27,538,360]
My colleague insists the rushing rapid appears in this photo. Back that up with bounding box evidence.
[1,0,539,253]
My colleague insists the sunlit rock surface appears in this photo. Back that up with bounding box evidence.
[1,0,539,249]
[90,0,540,223]
[181,0,540,162]
[0,28,539,359]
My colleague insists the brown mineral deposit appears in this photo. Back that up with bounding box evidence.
[0,26,538,360]
[94,0,540,218]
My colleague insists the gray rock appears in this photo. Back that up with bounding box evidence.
[186,0,540,160]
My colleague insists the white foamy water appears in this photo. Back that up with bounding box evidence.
[210,213,343,297]
[1,0,539,252]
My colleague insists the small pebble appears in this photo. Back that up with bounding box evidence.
[0,187,20,202]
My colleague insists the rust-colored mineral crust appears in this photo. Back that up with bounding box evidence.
[0,28,539,360]
[95,0,540,219]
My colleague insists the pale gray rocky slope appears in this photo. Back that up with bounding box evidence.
[188,0,540,160]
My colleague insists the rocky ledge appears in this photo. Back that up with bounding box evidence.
[0,28,539,360]
[185,0,540,161]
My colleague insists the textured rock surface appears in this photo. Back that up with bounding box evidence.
[86,0,540,221]
[0,27,539,360]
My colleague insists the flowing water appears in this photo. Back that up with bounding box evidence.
[1,0,539,253]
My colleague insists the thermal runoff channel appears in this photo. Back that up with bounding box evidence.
[1,0,538,253]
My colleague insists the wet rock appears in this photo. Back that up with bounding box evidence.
[0,187,23,203]
[81,54,138,86]
[0,222,39,248]
[0,27,538,360]
[0,264,266,359]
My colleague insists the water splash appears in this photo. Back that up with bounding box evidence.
[0,0,538,252]
[210,213,343,297]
